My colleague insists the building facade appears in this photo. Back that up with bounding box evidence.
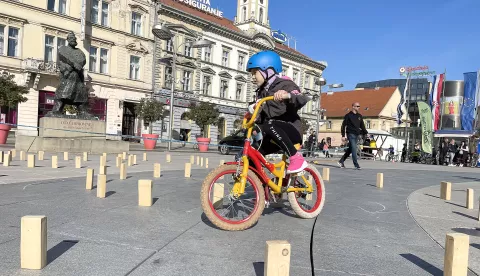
[355,78,431,126]
[317,87,410,146]
[0,0,156,140]
[152,0,327,144]
[0,0,326,144]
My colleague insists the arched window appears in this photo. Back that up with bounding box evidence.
[242,6,247,21]
[259,8,263,22]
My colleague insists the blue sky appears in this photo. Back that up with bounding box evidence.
[217,0,480,91]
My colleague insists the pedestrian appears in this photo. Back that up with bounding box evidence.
[337,102,368,169]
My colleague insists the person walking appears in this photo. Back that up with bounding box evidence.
[337,102,368,169]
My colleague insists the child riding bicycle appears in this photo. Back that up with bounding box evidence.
[245,50,311,174]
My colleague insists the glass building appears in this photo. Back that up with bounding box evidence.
[355,78,430,126]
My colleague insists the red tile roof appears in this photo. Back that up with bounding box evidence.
[159,0,313,61]
[320,87,398,118]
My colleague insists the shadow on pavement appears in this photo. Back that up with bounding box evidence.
[400,253,442,276]
[452,211,477,220]
[152,198,159,205]
[453,176,480,182]
[105,191,116,198]
[252,262,264,276]
[471,243,480,250]
[451,227,480,237]
[424,194,441,199]
[47,240,78,265]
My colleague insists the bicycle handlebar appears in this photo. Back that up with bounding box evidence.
[242,96,274,129]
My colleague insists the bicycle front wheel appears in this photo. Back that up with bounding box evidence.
[200,164,265,231]
[287,164,325,219]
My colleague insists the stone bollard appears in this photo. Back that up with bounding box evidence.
[376,173,384,188]
[51,156,58,168]
[201,157,204,167]
[3,153,10,167]
[478,196,480,221]
[116,156,121,168]
[322,167,330,181]
[99,165,107,175]
[100,156,106,167]
[128,155,133,166]
[38,151,44,161]
[205,158,209,168]
[197,156,200,165]
[190,155,194,164]
[63,152,68,161]
[20,151,26,161]
[213,183,224,209]
[83,152,88,162]
[21,215,47,270]
[11,149,16,158]
[306,175,313,201]
[166,153,171,163]
[86,168,94,190]
[28,154,35,168]
[138,180,153,207]
[102,152,107,159]
[264,240,291,276]
[122,152,127,160]
[0,151,3,163]
[143,152,147,161]
[133,154,137,165]
[466,189,474,209]
[120,163,127,180]
[441,181,452,200]
[97,174,107,198]
[444,233,469,276]
[154,163,161,178]
[185,163,191,178]
[220,159,225,165]
[75,156,81,169]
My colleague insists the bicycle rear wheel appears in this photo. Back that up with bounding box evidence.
[287,164,325,219]
[200,164,265,231]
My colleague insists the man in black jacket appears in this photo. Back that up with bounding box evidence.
[338,102,368,169]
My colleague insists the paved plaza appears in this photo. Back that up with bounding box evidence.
[0,150,479,275]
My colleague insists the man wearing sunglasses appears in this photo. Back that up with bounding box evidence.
[338,102,368,169]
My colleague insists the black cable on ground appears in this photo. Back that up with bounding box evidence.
[310,214,319,276]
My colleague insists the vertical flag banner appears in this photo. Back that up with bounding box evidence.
[417,101,433,154]
[461,71,478,131]
[430,73,444,131]
[397,75,410,125]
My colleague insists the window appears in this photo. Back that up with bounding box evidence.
[326,121,332,129]
[203,46,211,62]
[242,7,247,21]
[293,70,299,84]
[220,80,228,98]
[184,39,192,57]
[101,2,109,26]
[131,12,142,36]
[91,0,99,23]
[0,26,4,55]
[6,27,18,57]
[222,49,229,67]
[202,75,211,95]
[238,55,245,71]
[44,35,55,62]
[129,55,140,80]
[100,48,108,73]
[164,66,172,87]
[47,0,67,14]
[166,39,173,52]
[236,83,243,101]
[89,46,97,72]
[259,8,264,22]
[182,71,191,91]
[366,120,371,128]
[304,75,310,89]
[89,46,110,73]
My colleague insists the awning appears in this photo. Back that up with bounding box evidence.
[433,130,474,138]
[366,129,392,136]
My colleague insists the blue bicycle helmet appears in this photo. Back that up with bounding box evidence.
[246,50,282,74]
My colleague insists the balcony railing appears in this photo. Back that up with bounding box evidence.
[22,58,59,75]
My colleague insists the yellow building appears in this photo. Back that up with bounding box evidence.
[0,0,155,139]
[318,87,410,146]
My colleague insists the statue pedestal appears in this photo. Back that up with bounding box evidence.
[15,118,129,154]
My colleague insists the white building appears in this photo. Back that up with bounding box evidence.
[153,0,327,144]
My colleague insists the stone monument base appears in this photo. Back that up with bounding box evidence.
[15,117,129,154]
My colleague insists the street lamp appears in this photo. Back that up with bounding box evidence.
[313,77,327,151]
[152,23,215,151]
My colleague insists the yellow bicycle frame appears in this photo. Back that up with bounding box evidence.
[231,96,314,197]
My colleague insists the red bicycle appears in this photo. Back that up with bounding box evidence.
[200,96,325,231]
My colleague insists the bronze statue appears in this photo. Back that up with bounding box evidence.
[46,32,94,119]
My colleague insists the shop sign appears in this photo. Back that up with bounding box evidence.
[399,66,435,77]
[174,0,223,18]
[156,96,193,108]
[271,30,287,44]
[157,89,198,100]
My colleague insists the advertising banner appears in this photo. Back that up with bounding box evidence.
[417,101,433,154]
